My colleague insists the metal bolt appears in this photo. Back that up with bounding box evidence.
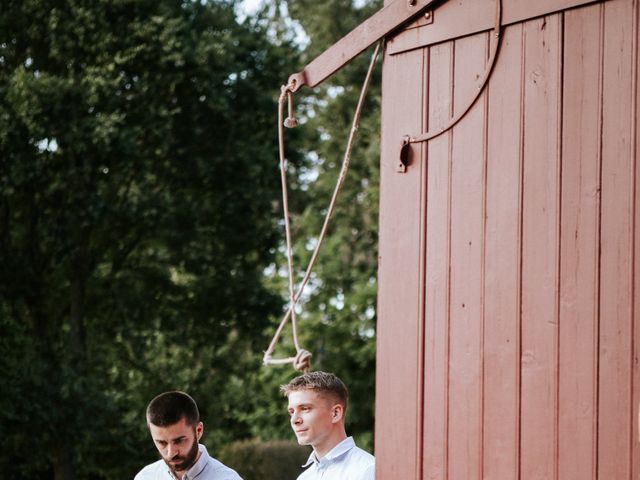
[425,11,431,19]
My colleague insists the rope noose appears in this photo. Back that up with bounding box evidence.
[263,42,382,373]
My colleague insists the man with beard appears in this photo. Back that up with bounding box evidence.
[135,391,242,480]
[282,371,375,480]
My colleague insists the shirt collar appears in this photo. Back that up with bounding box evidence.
[302,436,356,468]
[167,444,209,480]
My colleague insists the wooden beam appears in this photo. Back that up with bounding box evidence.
[285,0,442,91]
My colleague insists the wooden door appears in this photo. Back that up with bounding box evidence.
[375,0,640,478]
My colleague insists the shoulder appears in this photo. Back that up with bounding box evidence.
[357,462,376,480]
[296,464,316,480]
[347,446,375,480]
[348,446,375,465]
[134,460,165,480]
[206,456,243,480]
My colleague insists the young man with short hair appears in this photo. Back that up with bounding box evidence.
[135,390,242,480]
[282,371,375,480]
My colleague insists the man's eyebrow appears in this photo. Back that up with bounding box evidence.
[154,435,188,442]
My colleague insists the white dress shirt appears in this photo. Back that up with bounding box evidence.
[134,444,242,480]
[298,437,375,480]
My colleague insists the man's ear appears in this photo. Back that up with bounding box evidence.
[196,422,204,441]
[331,404,345,424]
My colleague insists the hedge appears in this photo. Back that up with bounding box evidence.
[218,438,310,480]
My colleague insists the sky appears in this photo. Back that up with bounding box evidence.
[238,0,263,18]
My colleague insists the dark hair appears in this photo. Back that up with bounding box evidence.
[146,391,200,427]
[280,371,349,410]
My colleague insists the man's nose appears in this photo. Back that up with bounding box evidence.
[167,443,180,458]
[291,412,302,425]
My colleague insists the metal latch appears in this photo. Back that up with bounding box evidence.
[398,135,412,173]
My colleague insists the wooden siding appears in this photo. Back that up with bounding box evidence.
[375,0,640,478]
[386,0,604,56]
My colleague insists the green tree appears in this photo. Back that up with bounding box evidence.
[288,1,382,452]
[0,1,301,478]
[246,0,382,452]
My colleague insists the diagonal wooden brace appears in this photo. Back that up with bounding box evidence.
[286,0,442,92]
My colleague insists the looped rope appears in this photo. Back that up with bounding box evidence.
[294,349,313,372]
[263,41,382,372]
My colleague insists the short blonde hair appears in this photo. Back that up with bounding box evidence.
[281,371,348,410]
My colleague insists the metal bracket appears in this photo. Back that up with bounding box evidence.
[424,10,433,22]
[402,9,434,32]
[396,0,503,174]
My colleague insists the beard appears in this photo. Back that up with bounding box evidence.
[162,434,200,473]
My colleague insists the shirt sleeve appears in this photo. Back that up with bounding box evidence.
[224,468,243,480]
[133,465,153,480]
[358,462,376,480]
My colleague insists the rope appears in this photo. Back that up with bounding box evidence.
[263,41,382,372]
[264,0,501,371]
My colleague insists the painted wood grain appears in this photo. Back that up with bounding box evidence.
[519,13,562,480]
[483,22,524,480]
[387,0,603,56]
[447,31,488,480]
[375,1,640,478]
[597,0,636,477]
[375,46,425,480]
[632,3,640,478]
[557,4,602,479]
[630,0,640,478]
[422,39,453,480]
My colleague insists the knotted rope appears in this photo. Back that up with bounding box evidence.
[263,42,382,372]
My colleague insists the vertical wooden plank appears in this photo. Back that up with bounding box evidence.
[633,1,640,477]
[378,2,424,475]
[557,4,602,480]
[520,13,562,480]
[422,40,452,480]
[447,32,487,480]
[483,22,524,480]
[375,46,424,480]
[598,0,636,478]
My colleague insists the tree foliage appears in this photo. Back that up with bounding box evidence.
[0,0,383,477]
[218,438,309,480]
[0,1,301,478]
[249,0,382,451]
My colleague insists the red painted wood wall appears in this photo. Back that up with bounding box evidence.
[375,0,640,478]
